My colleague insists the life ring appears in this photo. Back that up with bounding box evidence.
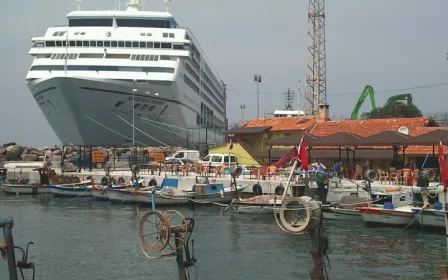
[425,168,436,181]
[32,188,38,194]
[101,177,109,186]
[252,184,263,195]
[148,178,157,187]
[275,185,285,196]
[117,176,125,185]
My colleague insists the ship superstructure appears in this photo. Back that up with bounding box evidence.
[26,0,225,148]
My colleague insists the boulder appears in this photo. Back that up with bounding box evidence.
[52,150,62,156]
[0,147,6,155]
[2,142,16,148]
[22,154,39,161]
[0,154,7,162]
[148,147,163,153]
[6,145,24,160]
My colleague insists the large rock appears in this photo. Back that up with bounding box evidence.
[22,154,39,161]
[52,150,62,156]
[0,147,6,155]
[0,154,7,162]
[6,145,24,160]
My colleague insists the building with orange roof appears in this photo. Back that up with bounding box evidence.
[209,104,448,168]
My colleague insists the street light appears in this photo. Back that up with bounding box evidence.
[254,75,262,118]
[240,104,245,123]
[132,79,137,147]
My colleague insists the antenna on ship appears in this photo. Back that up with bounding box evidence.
[164,0,171,13]
[76,0,82,11]
[127,0,141,11]
[297,80,301,113]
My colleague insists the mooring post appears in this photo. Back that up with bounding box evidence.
[1,218,18,280]
[175,232,187,280]
[439,264,448,280]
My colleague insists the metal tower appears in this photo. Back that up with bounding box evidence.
[305,0,327,115]
[284,89,294,110]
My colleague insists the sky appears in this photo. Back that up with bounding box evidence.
[1,0,448,147]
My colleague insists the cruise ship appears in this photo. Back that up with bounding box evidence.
[25,0,226,148]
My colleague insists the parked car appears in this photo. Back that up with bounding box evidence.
[165,158,194,166]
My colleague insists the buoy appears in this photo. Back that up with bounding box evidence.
[252,184,262,195]
[275,196,321,234]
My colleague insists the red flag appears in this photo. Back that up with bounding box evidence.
[438,140,448,191]
[229,139,233,150]
[299,135,309,171]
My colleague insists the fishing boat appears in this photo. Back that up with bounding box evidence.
[230,194,285,214]
[322,187,412,221]
[90,184,128,200]
[412,207,446,228]
[49,175,95,198]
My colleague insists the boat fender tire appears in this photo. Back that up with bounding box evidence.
[117,176,125,185]
[32,188,38,194]
[275,185,285,196]
[148,179,157,187]
[101,177,109,186]
[253,184,263,195]
[426,168,436,181]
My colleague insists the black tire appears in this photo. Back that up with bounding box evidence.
[253,184,263,195]
[101,177,109,186]
[117,177,125,185]
[32,188,38,194]
[148,179,158,187]
[275,185,285,196]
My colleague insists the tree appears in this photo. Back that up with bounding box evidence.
[368,101,423,119]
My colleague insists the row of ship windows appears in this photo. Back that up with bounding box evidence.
[52,31,175,38]
[30,65,175,73]
[36,41,185,50]
[183,75,223,116]
[185,61,223,100]
[43,53,175,61]
[115,101,157,111]
[184,64,224,110]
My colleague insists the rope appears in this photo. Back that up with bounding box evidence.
[116,114,169,146]
[403,208,423,230]
[83,114,147,146]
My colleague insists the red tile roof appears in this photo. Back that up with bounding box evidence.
[309,117,433,137]
[242,117,317,132]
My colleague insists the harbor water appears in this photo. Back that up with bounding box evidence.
[1,192,447,280]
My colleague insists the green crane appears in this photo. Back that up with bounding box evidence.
[384,93,413,106]
[350,85,376,120]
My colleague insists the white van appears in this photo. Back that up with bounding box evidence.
[165,150,200,162]
[201,153,238,167]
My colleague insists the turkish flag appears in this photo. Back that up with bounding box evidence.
[438,140,448,191]
[299,135,309,171]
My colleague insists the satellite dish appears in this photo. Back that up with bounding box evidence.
[398,126,409,135]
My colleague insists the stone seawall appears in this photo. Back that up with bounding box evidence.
[0,142,183,168]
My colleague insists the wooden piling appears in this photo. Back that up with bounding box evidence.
[439,265,448,280]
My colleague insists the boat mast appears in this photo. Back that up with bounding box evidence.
[76,0,82,11]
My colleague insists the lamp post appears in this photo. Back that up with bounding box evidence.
[240,104,245,123]
[254,75,262,118]
[132,79,137,147]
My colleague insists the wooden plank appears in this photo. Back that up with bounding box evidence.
[439,265,448,280]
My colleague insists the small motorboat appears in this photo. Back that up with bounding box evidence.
[230,194,286,214]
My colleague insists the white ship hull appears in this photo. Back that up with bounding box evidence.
[27,76,223,147]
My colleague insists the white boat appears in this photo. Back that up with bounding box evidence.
[2,185,51,195]
[359,205,416,226]
[230,195,283,214]
[412,208,447,228]
[91,184,127,200]
[49,181,94,198]
[25,0,225,148]
[108,176,247,205]
[322,207,362,221]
